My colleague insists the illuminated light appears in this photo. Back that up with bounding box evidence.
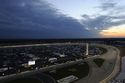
[28,61,35,66]
[100,24,125,38]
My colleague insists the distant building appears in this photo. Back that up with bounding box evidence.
[53,53,66,58]
[48,58,57,63]
[57,75,78,83]
[59,54,66,58]
[0,67,8,72]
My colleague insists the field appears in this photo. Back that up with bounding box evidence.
[117,46,125,57]
[45,62,89,80]
[5,78,41,83]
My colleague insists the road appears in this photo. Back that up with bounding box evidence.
[0,43,86,49]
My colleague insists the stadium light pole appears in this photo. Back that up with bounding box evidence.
[86,43,89,56]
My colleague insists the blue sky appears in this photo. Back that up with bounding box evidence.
[0,0,125,38]
[46,0,100,19]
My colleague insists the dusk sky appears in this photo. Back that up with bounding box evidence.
[0,0,125,38]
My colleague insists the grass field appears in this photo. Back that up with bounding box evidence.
[45,62,89,80]
[117,46,125,57]
[5,78,42,83]
[93,58,105,67]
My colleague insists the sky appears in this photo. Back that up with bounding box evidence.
[0,0,125,39]
[46,0,100,19]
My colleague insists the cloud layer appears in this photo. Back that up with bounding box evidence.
[81,0,125,37]
[0,0,92,39]
[0,0,125,38]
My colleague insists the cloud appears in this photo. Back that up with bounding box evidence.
[81,15,110,30]
[80,0,125,37]
[99,2,116,11]
[81,14,125,30]
[0,0,93,39]
[97,0,117,11]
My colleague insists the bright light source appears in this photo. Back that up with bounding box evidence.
[28,61,35,66]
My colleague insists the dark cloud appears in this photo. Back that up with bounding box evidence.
[81,14,125,31]
[97,0,125,16]
[0,0,93,39]
[81,15,111,32]
[97,0,117,11]
[99,2,116,11]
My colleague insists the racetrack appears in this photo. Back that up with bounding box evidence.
[0,43,120,83]
[75,44,120,83]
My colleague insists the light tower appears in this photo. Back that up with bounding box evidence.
[85,43,89,56]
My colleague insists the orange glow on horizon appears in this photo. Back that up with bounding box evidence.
[100,24,125,38]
